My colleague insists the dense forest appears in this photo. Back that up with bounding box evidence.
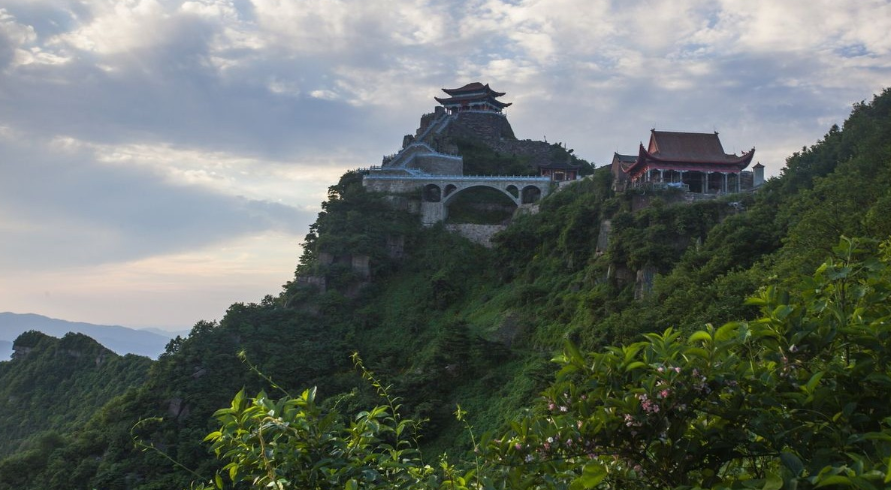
[1,89,889,489]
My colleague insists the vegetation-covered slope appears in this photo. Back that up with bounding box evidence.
[1,88,889,489]
[0,331,151,461]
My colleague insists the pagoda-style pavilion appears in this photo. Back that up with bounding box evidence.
[435,82,512,114]
[539,158,581,182]
[621,130,755,194]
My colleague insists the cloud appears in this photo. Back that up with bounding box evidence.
[0,129,314,271]
[0,0,889,328]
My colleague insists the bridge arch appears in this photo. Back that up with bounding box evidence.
[442,183,521,206]
[521,185,542,204]
[423,184,442,202]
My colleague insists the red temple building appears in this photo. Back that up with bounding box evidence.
[434,82,512,114]
[617,130,755,194]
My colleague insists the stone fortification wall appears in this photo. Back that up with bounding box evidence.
[364,179,424,194]
[493,139,554,162]
[414,154,463,175]
[448,112,516,142]
[415,108,442,138]
[421,201,446,225]
[444,224,507,248]
[396,107,558,173]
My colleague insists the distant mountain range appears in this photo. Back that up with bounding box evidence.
[0,312,179,360]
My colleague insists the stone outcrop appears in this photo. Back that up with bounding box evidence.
[444,224,507,248]
[634,265,657,300]
[596,220,611,255]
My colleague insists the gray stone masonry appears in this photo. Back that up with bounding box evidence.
[445,224,507,248]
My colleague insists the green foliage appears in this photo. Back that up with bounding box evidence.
[197,355,432,490]
[199,238,891,490]
[488,237,891,489]
[456,138,537,176]
[0,332,151,460]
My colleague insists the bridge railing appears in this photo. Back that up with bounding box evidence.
[363,173,550,182]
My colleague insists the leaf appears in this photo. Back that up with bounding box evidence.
[715,321,744,342]
[772,305,794,321]
[780,451,805,477]
[805,371,825,394]
[762,472,783,490]
[570,463,607,490]
[565,340,584,364]
[688,330,713,343]
[345,479,358,490]
[625,361,646,371]
[815,475,853,487]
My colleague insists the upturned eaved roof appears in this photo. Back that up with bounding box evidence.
[441,82,506,97]
[435,82,512,109]
[538,158,581,170]
[612,153,637,164]
[623,130,755,176]
[648,131,738,162]
[434,93,512,108]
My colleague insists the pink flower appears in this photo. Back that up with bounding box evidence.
[659,389,670,399]
[674,366,681,373]
[515,443,523,450]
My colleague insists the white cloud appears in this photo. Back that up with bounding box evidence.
[56,0,170,54]
[0,0,889,328]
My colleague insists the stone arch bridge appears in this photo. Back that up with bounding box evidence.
[362,173,552,225]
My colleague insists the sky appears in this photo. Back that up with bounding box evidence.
[1,0,889,331]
